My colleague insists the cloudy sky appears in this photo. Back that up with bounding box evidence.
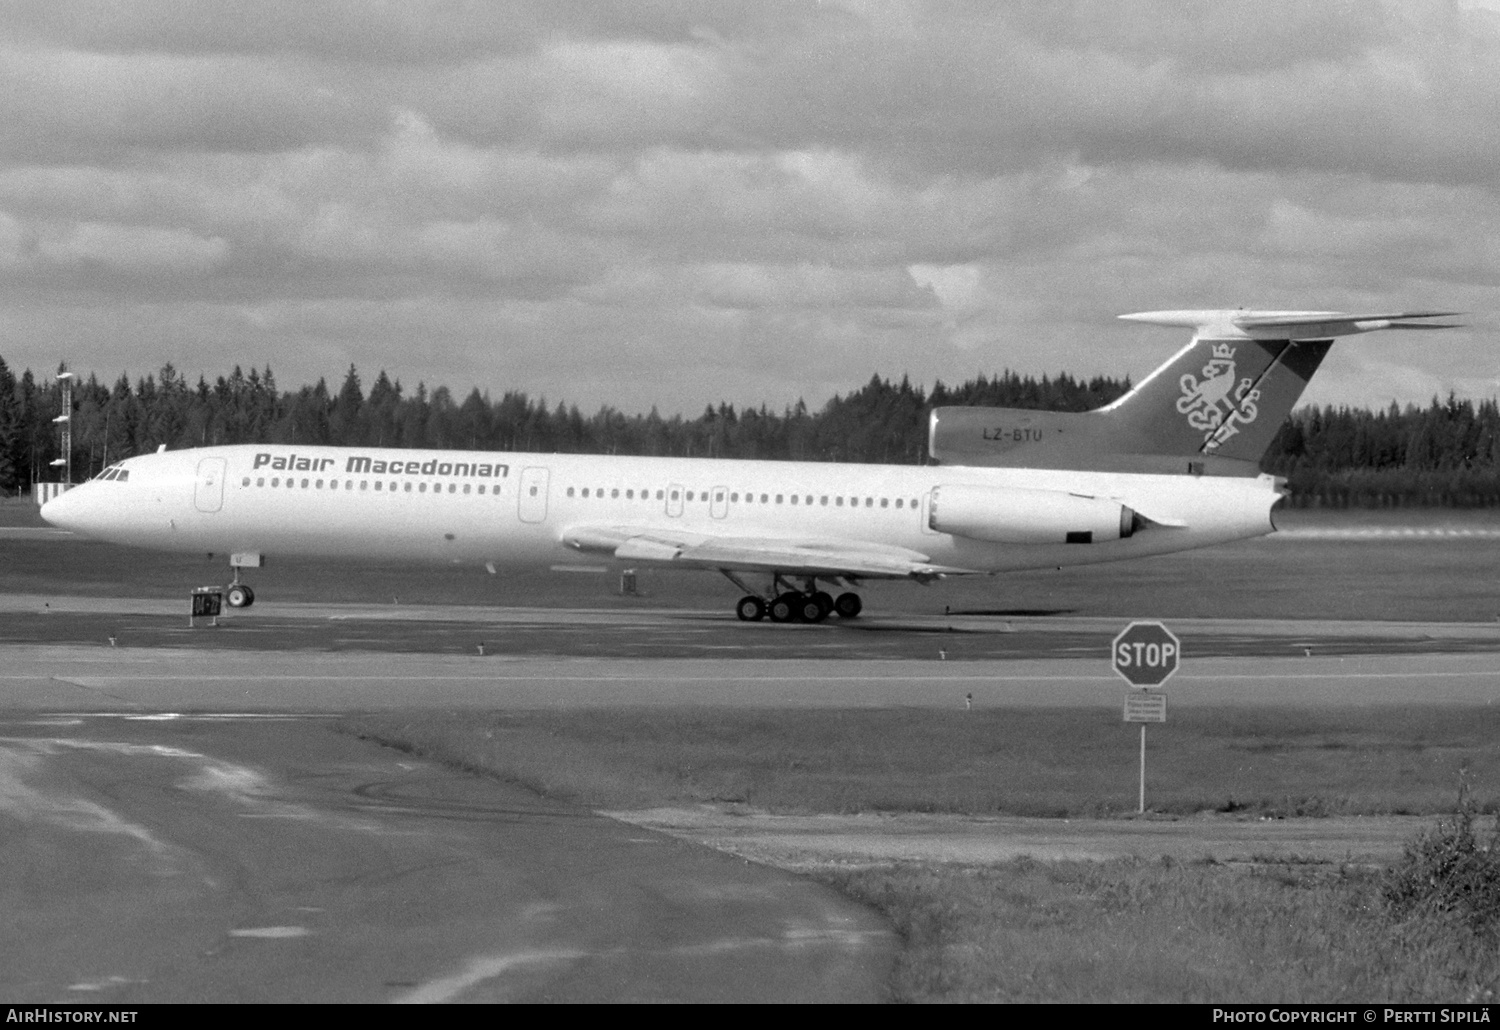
[3,0,1498,416]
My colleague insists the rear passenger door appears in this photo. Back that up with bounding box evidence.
[518,467,549,523]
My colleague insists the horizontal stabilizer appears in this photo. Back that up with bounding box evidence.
[935,304,1457,476]
[1120,310,1461,340]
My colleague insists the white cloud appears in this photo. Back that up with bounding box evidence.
[33,221,228,273]
[1,1,1498,417]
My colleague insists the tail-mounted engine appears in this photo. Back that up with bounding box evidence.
[929,484,1138,545]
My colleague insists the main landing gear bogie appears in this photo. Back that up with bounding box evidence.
[736,589,862,623]
[735,595,767,622]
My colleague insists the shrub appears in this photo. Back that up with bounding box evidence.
[1383,776,1500,937]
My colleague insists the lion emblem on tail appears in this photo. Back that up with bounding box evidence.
[1176,343,1261,449]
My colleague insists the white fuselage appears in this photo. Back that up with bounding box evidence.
[40,443,1280,578]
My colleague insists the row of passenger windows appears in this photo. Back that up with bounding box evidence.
[241,476,502,496]
[564,485,918,509]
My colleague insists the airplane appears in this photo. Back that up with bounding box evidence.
[40,309,1458,623]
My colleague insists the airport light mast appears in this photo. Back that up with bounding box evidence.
[50,371,74,487]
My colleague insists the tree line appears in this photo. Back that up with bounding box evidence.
[2,354,1498,507]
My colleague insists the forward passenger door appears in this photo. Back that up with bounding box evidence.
[194,458,226,513]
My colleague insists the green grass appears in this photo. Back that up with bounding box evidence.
[819,859,1500,1003]
[344,705,1500,817]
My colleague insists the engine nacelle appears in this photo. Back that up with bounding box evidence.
[929,484,1137,545]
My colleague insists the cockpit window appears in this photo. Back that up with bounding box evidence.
[93,466,129,482]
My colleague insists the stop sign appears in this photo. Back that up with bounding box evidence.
[1112,621,1181,687]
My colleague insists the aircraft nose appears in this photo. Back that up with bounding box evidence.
[39,485,89,534]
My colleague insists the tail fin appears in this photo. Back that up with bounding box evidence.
[929,309,1459,476]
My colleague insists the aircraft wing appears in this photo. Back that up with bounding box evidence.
[560,524,983,580]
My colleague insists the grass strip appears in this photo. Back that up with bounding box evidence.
[818,859,1500,1003]
[343,705,1500,817]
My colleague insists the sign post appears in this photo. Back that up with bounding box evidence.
[1112,622,1180,814]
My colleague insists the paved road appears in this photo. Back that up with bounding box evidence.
[6,596,1500,1003]
[0,714,892,1003]
[4,644,1500,711]
[5,592,1500,661]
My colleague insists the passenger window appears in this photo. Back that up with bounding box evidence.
[790,495,798,505]
[463,484,471,494]
[611,488,619,498]
[895,498,903,508]
[881,498,888,508]
[419,483,427,493]
[375,482,382,491]
[404,483,412,492]
[626,489,634,499]
[360,481,368,490]
[530,486,538,496]
[686,491,694,501]
[835,497,843,506]
[257,478,265,487]
[866,498,873,507]
[820,496,828,506]
[656,489,664,500]
[315,479,323,489]
[776,494,783,504]
[448,484,455,493]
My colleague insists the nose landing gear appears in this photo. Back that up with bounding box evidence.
[224,552,262,609]
[225,582,256,609]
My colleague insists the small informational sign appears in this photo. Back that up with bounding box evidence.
[1112,621,1181,687]
[1124,691,1167,723]
[190,586,223,627]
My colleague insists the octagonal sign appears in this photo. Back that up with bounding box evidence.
[1112,621,1181,687]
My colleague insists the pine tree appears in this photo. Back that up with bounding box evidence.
[0,355,19,494]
